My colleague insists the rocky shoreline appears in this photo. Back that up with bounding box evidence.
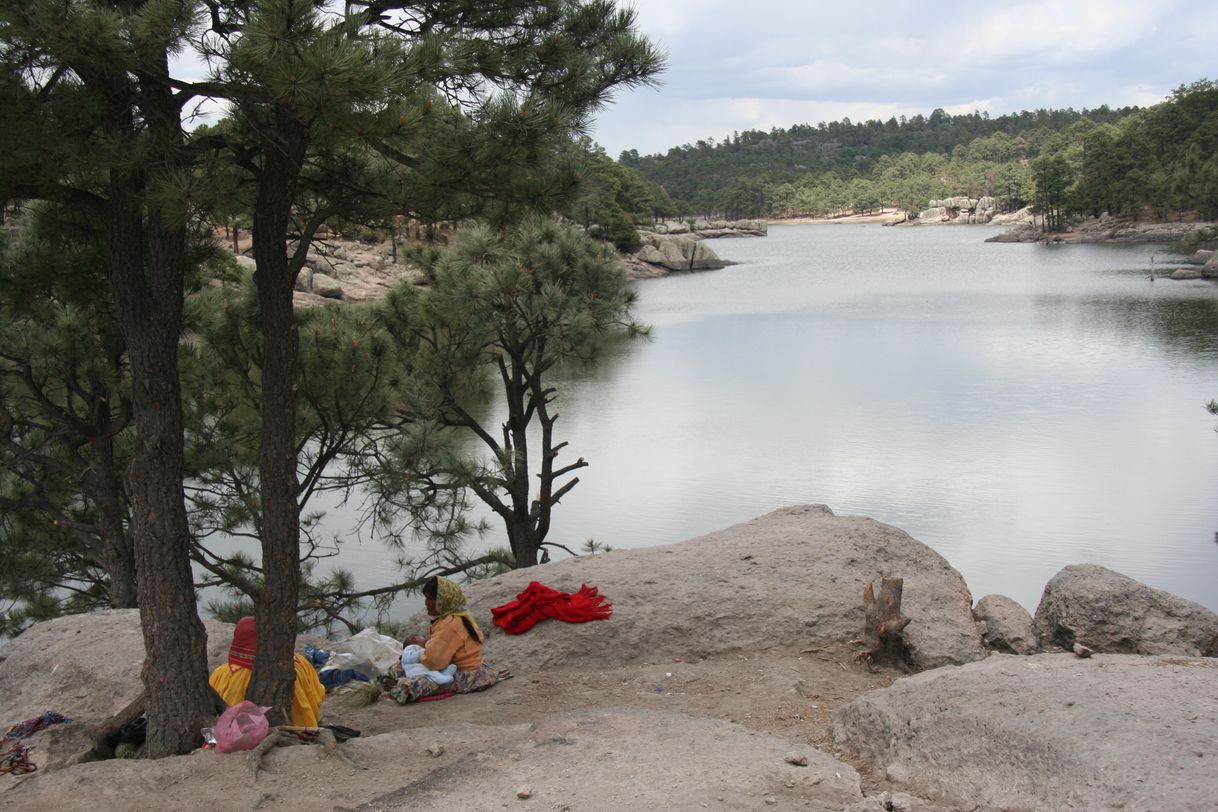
[986,214,1218,246]
[225,218,770,304]
[2,504,1215,810]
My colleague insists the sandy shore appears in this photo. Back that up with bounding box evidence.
[767,211,907,226]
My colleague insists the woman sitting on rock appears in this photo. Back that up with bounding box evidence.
[209,616,326,727]
[382,576,506,703]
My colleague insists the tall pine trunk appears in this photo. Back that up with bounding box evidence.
[95,53,213,758]
[105,182,212,757]
[245,112,307,726]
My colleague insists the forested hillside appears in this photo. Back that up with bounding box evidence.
[618,80,1218,227]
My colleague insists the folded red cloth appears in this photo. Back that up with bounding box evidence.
[491,581,613,635]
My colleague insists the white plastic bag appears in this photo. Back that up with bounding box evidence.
[329,628,403,675]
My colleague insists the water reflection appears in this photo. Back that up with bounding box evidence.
[303,224,1218,619]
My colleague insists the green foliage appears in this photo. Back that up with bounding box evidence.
[1032,154,1073,232]
[182,278,410,609]
[623,105,1133,215]
[0,205,137,630]
[558,138,672,251]
[373,217,644,568]
[0,0,664,652]
[624,81,1218,224]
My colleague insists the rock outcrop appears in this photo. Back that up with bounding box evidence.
[229,240,426,306]
[1033,563,1218,656]
[915,197,998,224]
[623,218,764,277]
[972,593,1038,654]
[988,215,1218,245]
[631,233,728,273]
[832,653,1218,811]
[348,709,865,811]
[1171,267,1203,280]
[448,504,987,672]
[644,218,767,239]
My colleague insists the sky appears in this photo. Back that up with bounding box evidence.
[586,0,1218,159]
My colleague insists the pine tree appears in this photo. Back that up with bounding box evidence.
[2,0,661,750]
[176,0,661,725]
[0,0,220,756]
[377,218,645,568]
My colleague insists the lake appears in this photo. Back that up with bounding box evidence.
[321,222,1218,617]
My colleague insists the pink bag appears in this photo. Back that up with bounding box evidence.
[214,701,270,753]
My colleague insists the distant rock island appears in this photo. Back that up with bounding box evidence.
[622,218,768,278]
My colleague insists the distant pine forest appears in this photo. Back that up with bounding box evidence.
[592,79,1218,232]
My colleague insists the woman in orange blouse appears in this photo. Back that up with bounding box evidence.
[383,576,504,703]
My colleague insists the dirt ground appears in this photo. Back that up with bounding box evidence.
[336,645,894,750]
[1,646,904,812]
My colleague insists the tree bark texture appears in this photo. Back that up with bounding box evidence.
[105,185,213,757]
[98,58,213,756]
[245,110,308,727]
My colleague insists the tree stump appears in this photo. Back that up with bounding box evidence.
[857,576,912,672]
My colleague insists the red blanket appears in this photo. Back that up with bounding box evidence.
[491,581,613,635]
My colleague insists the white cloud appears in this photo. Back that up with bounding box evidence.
[961,0,1165,64]
[587,0,1218,157]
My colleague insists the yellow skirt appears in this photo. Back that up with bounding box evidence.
[208,654,326,728]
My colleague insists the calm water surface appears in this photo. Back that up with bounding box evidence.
[331,223,1218,615]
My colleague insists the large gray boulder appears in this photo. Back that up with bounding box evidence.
[916,206,948,222]
[310,272,345,299]
[1204,251,1218,277]
[832,653,1218,811]
[1033,563,1218,656]
[727,219,768,235]
[633,234,726,272]
[434,505,986,673]
[973,594,1038,654]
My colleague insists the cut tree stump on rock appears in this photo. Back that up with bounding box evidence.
[857,577,912,672]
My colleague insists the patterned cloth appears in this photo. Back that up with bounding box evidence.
[383,662,500,704]
[0,711,71,775]
[227,616,258,667]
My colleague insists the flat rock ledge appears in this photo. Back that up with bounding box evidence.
[341,708,864,811]
[832,653,1218,811]
[987,216,1217,245]
[641,218,768,239]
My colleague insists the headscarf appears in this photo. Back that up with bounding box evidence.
[431,576,484,642]
[228,616,257,668]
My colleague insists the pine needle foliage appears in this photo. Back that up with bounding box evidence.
[374,217,646,568]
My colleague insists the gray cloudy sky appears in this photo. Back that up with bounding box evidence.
[587,0,1218,158]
